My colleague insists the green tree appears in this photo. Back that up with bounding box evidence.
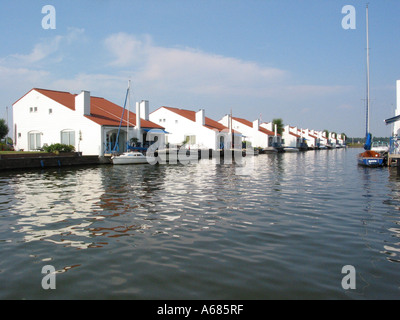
[272,118,284,135]
[323,129,329,138]
[0,119,9,140]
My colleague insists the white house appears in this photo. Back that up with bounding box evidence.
[260,122,283,147]
[12,88,165,155]
[328,132,337,148]
[301,129,318,149]
[390,80,400,136]
[282,125,301,148]
[315,130,328,148]
[149,106,240,150]
[336,134,344,146]
[219,116,276,149]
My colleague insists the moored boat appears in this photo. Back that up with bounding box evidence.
[357,5,385,168]
[358,150,384,167]
[371,141,389,153]
[283,147,299,152]
[263,147,278,153]
[112,151,150,165]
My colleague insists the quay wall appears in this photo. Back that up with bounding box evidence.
[0,153,111,171]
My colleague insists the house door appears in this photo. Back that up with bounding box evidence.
[107,130,127,153]
[28,131,42,150]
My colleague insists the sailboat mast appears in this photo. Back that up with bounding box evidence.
[366,4,370,135]
[127,80,131,140]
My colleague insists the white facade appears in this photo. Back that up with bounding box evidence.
[13,90,100,154]
[302,129,317,148]
[282,125,301,148]
[260,122,283,147]
[315,130,328,147]
[219,116,275,149]
[328,132,337,147]
[150,107,234,150]
[393,80,400,136]
[13,89,164,156]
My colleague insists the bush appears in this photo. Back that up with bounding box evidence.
[43,143,75,153]
[0,143,14,151]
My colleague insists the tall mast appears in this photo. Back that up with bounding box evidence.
[127,80,130,136]
[366,4,370,135]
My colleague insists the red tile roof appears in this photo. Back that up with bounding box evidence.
[159,106,239,133]
[232,117,278,136]
[18,88,163,129]
[289,131,301,138]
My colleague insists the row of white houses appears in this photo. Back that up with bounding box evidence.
[12,88,345,155]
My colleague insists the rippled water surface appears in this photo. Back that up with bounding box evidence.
[1,148,400,299]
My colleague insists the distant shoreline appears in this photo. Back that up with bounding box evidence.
[346,143,364,148]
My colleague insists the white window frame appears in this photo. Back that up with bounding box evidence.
[61,129,75,146]
[28,131,42,150]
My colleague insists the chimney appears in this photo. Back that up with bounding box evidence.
[228,114,232,134]
[284,125,290,134]
[253,119,259,130]
[135,102,142,143]
[75,90,90,116]
[136,101,141,128]
[140,100,149,121]
[196,109,205,126]
[266,122,273,131]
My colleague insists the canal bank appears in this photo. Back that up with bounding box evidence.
[0,152,111,170]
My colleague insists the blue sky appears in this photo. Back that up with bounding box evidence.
[1,0,400,137]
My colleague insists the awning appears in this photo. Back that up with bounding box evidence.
[384,114,400,125]
[142,128,170,134]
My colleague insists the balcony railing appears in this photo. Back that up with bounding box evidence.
[389,137,400,154]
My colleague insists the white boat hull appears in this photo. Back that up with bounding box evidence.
[112,152,151,165]
[284,147,299,152]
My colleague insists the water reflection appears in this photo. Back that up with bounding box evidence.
[8,168,106,249]
[383,168,400,263]
[2,149,400,299]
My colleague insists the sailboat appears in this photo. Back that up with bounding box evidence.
[357,5,384,167]
[111,81,151,165]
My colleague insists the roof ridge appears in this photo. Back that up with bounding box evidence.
[34,88,77,95]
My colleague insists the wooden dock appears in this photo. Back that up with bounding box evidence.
[388,153,400,167]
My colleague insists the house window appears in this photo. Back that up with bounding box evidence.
[175,120,178,124]
[18,133,21,138]
[28,131,42,150]
[34,107,38,112]
[29,107,33,113]
[61,130,75,146]
[184,135,196,145]
[49,108,53,114]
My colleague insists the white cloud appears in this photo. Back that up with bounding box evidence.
[9,36,63,65]
[104,33,151,67]
[5,28,84,66]
[103,33,289,98]
[1,30,360,135]
[51,73,128,101]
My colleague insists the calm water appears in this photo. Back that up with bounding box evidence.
[0,147,399,299]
